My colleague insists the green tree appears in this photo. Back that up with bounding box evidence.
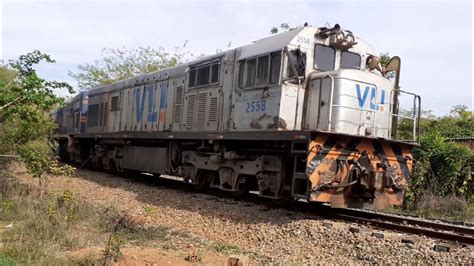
[69,43,194,90]
[270,23,292,34]
[397,105,474,205]
[0,51,75,185]
[397,105,473,140]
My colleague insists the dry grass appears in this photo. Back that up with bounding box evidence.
[0,168,200,265]
[0,172,174,264]
[414,192,473,223]
[0,173,109,263]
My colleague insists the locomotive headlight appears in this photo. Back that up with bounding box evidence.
[345,33,355,44]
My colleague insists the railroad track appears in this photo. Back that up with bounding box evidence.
[330,208,474,246]
[75,168,474,247]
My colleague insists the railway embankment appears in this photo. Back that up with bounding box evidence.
[1,163,473,264]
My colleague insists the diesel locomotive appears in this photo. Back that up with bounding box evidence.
[55,24,421,210]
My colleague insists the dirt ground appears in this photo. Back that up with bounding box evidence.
[8,163,474,264]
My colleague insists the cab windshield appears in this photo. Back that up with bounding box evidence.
[313,44,362,71]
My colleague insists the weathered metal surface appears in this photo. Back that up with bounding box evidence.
[55,24,421,210]
[122,146,168,173]
[306,133,412,209]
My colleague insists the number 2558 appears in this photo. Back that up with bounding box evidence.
[245,100,266,113]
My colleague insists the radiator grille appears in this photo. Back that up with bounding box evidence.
[196,92,208,130]
[209,97,218,122]
[185,94,196,130]
[173,86,184,124]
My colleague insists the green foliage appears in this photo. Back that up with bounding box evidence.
[397,105,473,210]
[397,105,473,140]
[143,204,156,215]
[69,44,193,89]
[213,242,241,255]
[0,252,17,266]
[379,52,391,67]
[103,234,124,262]
[407,131,474,206]
[0,51,75,180]
[270,23,292,34]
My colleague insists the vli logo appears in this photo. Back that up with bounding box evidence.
[355,84,385,111]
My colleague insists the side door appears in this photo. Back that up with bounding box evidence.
[306,77,332,131]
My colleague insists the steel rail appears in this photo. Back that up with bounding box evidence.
[326,209,474,246]
[338,208,474,236]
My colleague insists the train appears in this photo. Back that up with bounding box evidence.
[54,23,421,210]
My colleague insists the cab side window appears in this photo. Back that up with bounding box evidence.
[239,52,281,89]
[340,51,361,69]
[188,61,220,89]
[314,44,335,71]
[270,53,281,84]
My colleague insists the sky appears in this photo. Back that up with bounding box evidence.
[1,0,472,115]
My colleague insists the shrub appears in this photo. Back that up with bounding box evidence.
[407,131,474,207]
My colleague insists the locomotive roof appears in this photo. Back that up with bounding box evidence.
[238,28,304,60]
[78,25,353,98]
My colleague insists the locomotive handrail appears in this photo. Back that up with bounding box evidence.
[326,75,335,131]
[389,89,421,142]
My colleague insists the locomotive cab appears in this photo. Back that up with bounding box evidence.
[292,25,421,208]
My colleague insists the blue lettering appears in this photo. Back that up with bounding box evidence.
[356,84,369,108]
[147,84,158,122]
[135,87,146,122]
[370,87,377,110]
[136,85,159,123]
[158,80,169,124]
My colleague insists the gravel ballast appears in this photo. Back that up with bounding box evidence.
[15,166,474,264]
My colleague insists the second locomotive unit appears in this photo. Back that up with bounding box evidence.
[55,23,421,210]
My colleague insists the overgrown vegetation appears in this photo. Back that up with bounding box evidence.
[0,171,177,264]
[0,51,75,186]
[0,172,105,263]
[396,106,474,221]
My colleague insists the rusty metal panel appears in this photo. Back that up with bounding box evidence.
[231,86,282,131]
[122,146,169,173]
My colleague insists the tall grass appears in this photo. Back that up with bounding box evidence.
[0,173,112,263]
[0,171,179,264]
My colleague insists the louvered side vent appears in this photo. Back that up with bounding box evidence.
[196,92,208,131]
[209,97,218,122]
[185,94,196,130]
[173,86,184,124]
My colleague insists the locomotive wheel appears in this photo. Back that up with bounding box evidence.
[231,182,249,198]
[193,171,211,192]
